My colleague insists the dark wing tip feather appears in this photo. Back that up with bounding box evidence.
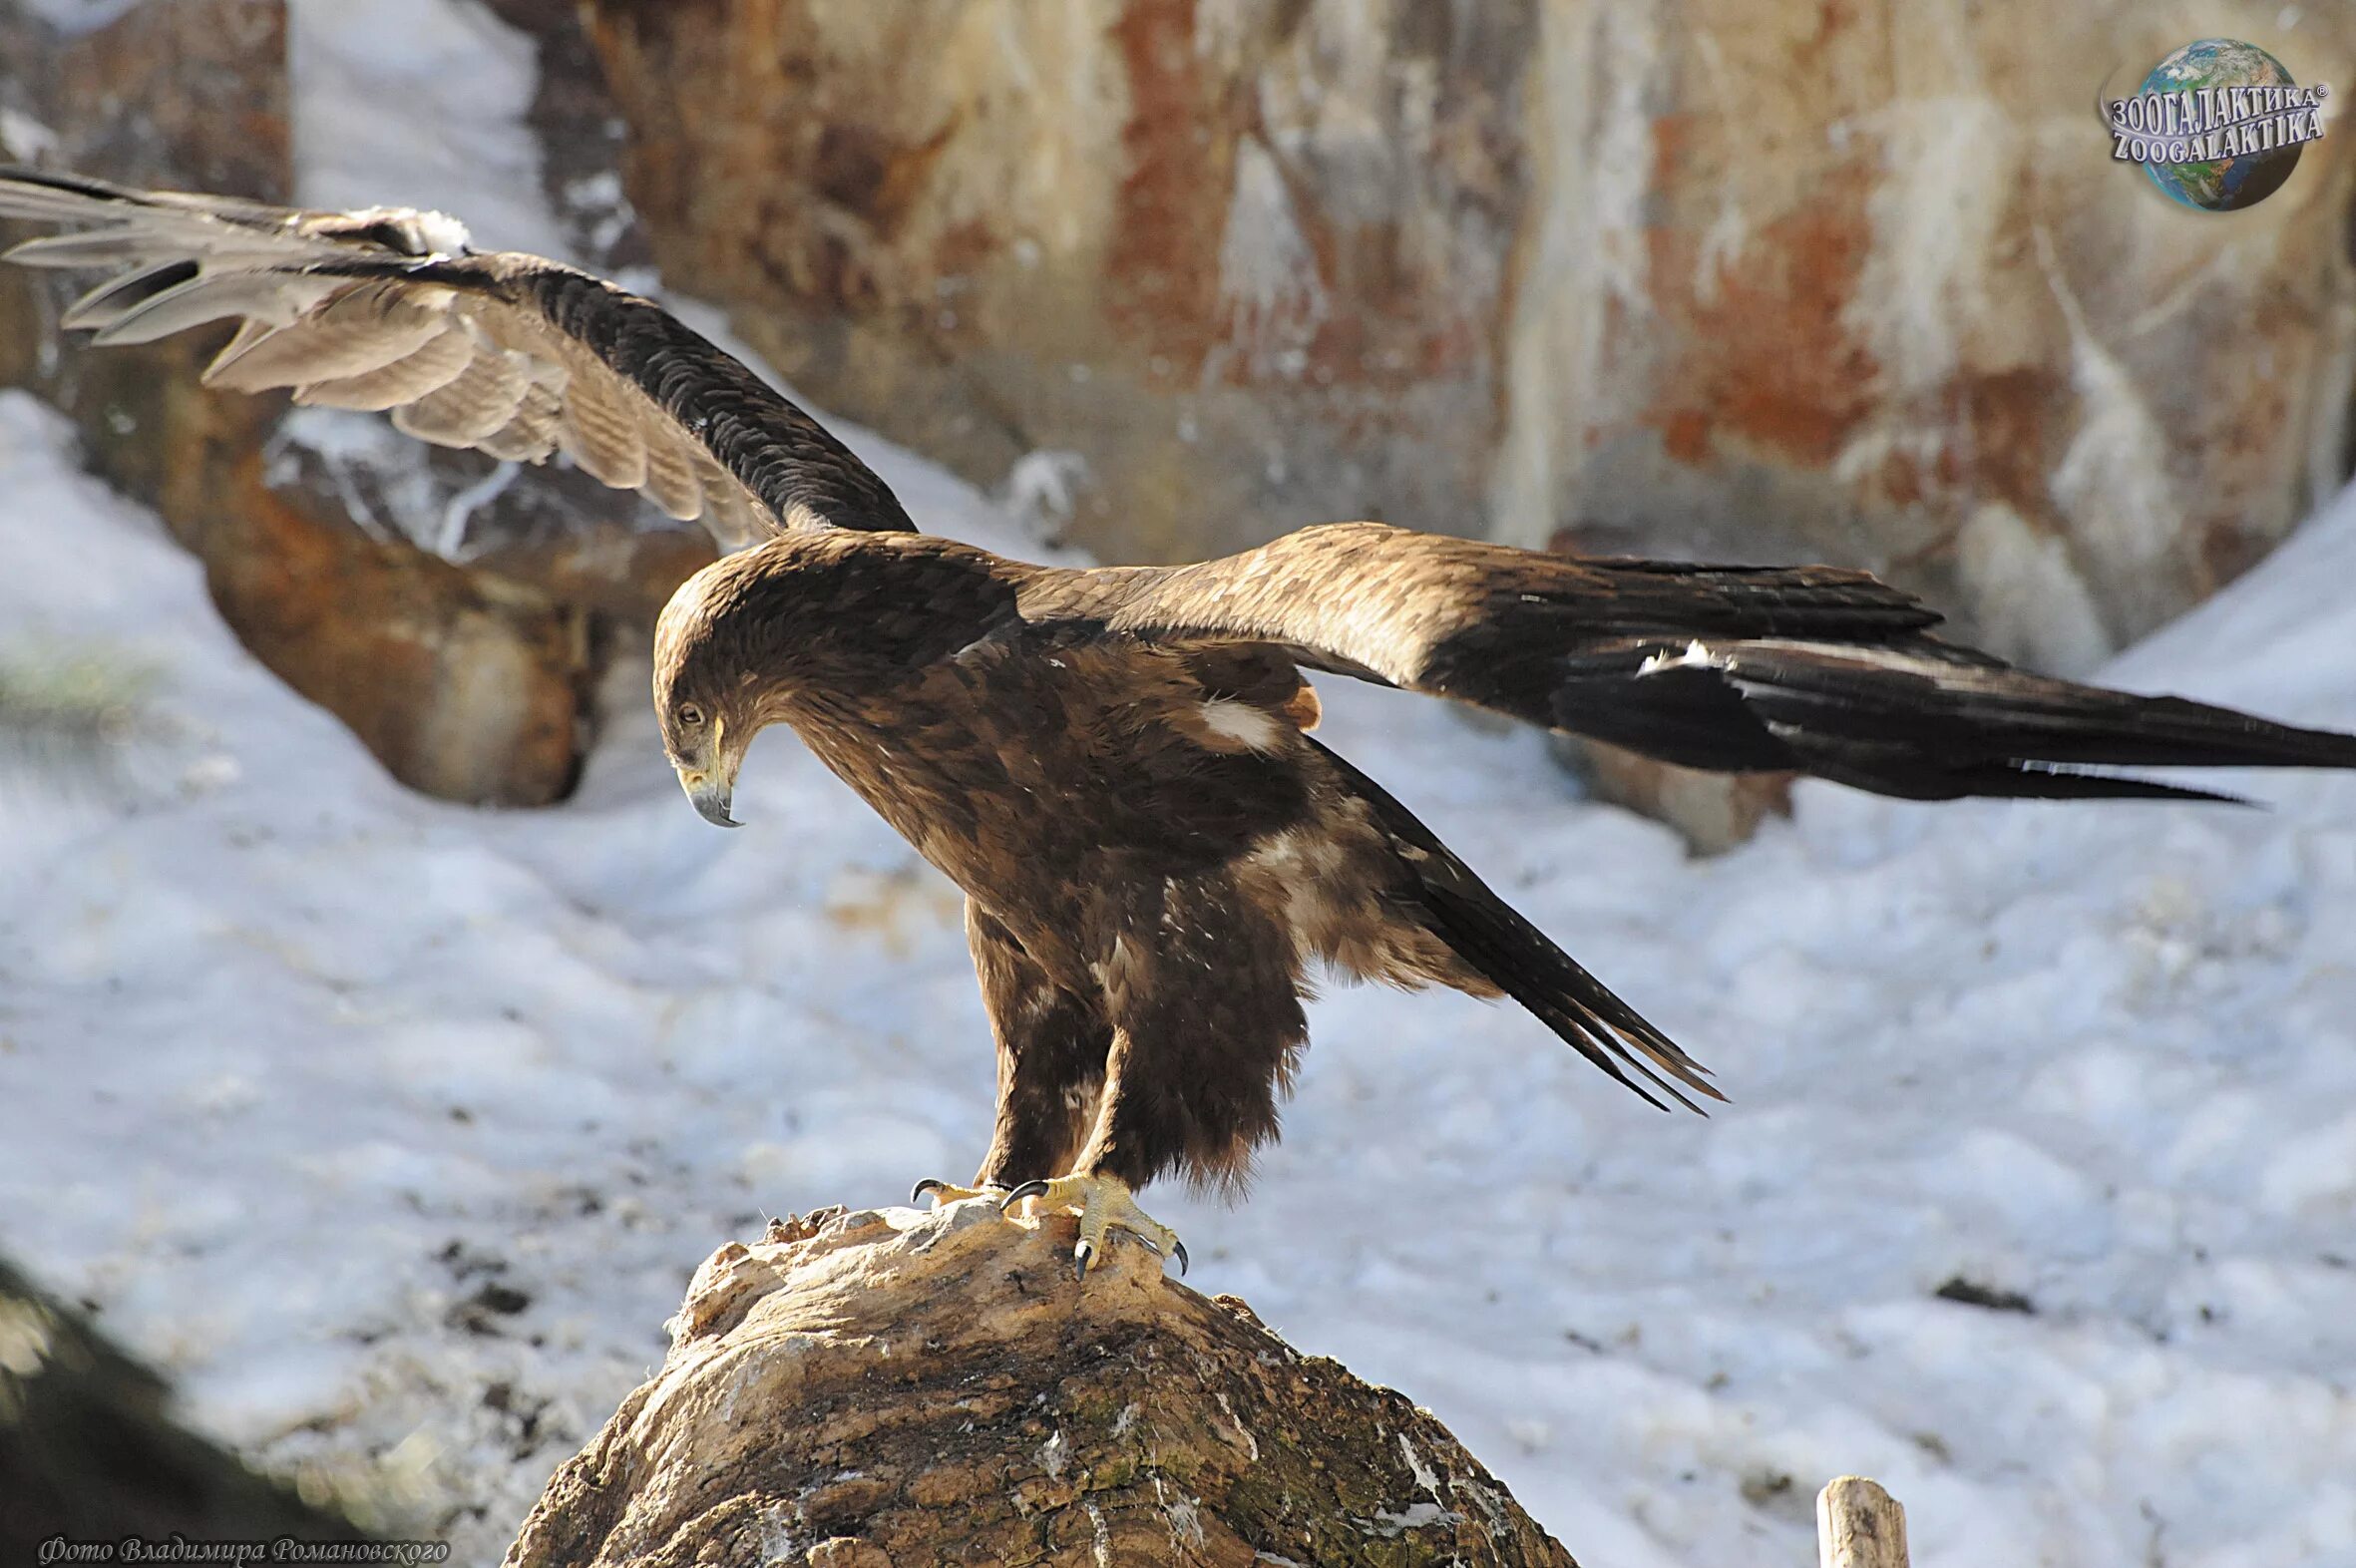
[1311,738,1722,1115]
[1544,629,2356,806]
[1968,762,2254,806]
[1287,737,1711,1111]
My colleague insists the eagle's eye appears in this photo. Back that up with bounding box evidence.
[675,702,705,729]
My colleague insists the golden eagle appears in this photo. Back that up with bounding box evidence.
[8,169,2354,1275]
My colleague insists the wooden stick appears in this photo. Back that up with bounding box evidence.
[1817,1475,1909,1568]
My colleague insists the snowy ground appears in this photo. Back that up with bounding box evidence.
[4,4,2356,1564]
[7,404,2356,1568]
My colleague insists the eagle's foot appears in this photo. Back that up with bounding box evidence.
[909,1178,1005,1207]
[999,1173,1187,1281]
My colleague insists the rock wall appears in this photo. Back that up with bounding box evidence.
[580,0,1536,566]
[1499,0,2356,674]
[581,0,2356,674]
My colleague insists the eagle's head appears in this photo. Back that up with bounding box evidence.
[652,552,777,829]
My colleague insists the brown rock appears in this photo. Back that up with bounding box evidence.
[506,1202,1581,1568]
[1567,740,1793,858]
[0,0,704,807]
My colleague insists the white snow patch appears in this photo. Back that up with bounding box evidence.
[1218,1390,1258,1460]
[19,0,143,34]
[0,107,59,162]
[288,0,566,261]
[1362,1500,1458,1537]
[1160,1487,1206,1549]
[997,448,1092,543]
[1397,1431,1439,1493]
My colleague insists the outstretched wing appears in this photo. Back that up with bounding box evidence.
[0,168,912,546]
[1021,522,2356,802]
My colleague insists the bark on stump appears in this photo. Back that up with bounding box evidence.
[507,1200,1580,1568]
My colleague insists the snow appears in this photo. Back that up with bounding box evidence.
[7,407,2355,1568]
[3,6,2355,1564]
[18,0,145,37]
[286,0,562,261]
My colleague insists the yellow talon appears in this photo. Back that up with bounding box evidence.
[999,1173,1187,1280]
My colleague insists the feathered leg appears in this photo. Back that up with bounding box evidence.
[1003,878,1307,1279]
[1001,1025,1197,1279]
[913,903,1105,1207]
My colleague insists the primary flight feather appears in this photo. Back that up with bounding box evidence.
[10,168,2354,1274]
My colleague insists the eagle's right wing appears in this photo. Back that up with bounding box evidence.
[0,168,914,547]
[1021,522,2356,804]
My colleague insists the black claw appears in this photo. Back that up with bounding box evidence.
[999,1179,1049,1214]
[1170,1239,1188,1277]
[911,1178,945,1205]
[1073,1239,1094,1282]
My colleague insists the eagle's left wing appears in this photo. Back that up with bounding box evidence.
[0,168,914,546]
[1020,521,2356,803]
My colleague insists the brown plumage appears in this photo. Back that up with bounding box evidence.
[12,169,2356,1264]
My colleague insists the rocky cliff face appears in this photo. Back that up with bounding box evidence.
[1498,1,2356,674]
[580,0,2356,673]
[580,0,1537,568]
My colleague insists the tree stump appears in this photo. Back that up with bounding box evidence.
[506,1201,1580,1568]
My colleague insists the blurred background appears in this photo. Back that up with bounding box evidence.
[3,2,2354,1564]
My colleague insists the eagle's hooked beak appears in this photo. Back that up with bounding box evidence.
[676,766,741,829]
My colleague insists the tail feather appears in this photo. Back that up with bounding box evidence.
[1420,879,1722,1113]
[1316,741,1720,1113]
